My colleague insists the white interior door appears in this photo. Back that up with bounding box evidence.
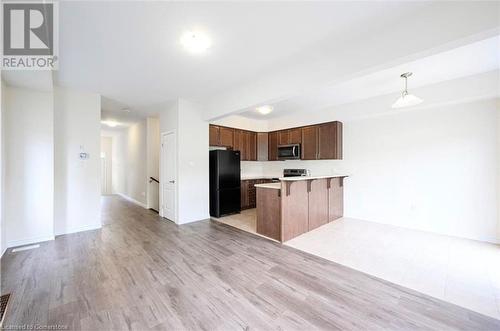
[161,132,176,222]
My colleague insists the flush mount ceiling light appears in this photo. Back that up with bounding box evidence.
[102,120,119,127]
[256,105,273,115]
[180,30,211,54]
[392,72,423,109]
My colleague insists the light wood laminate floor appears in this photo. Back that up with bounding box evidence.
[1,196,500,330]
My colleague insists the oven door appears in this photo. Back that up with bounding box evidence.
[278,144,300,160]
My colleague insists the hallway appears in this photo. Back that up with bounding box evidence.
[1,196,499,330]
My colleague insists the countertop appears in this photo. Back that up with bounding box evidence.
[279,174,348,181]
[241,175,279,180]
[254,182,281,190]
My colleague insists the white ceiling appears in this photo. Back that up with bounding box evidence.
[5,1,497,127]
[55,1,433,113]
[237,36,500,119]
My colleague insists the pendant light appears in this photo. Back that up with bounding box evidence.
[392,72,423,108]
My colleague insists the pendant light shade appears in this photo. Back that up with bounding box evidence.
[392,72,423,109]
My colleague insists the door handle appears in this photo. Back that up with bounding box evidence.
[169,180,175,183]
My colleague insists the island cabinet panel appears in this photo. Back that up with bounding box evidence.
[328,177,344,221]
[281,180,309,241]
[257,133,269,161]
[209,125,220,146]
[268,131,279,161]
[308,179,329,231]
[256,188,281,241]
[301,126,319,160]
[219,127,234,148]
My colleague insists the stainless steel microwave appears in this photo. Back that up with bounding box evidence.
[278,144,301,160]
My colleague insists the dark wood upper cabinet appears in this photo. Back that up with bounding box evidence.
[210,121,342,160]
[219,127,234,148]
[257,133,268,161]
[301,126,318,160]
[289,128,302,144]
[318,121,342,159]
[334,122,343,159]
[268,131,279,161]
[248,131,257,161]
[277,128,302,146]
[209,125,220,146]
[278,130,289,145]
[233,128,241,152]
[241,130,249,161]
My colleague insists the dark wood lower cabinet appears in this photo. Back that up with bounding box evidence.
[240,180,249,209]
[241,179,274,210]
[256,187,281,241]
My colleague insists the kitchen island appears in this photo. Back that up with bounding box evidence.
[255,175,347,242]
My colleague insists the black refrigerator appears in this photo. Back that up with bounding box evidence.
[209,150,241,217]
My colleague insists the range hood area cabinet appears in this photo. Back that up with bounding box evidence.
[271,121,343,160]
[208,121,343,161]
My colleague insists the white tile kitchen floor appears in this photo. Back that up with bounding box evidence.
[212,208,257,234]
[213,210,500,319]
[286,218,500,320]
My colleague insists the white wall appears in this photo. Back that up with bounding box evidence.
[54,88,101,235]
[0,81,5,255]
[247,99,499,243]
[146,117,160,210]
[4,86,55,247]
[157,100,209,224]
[344,100,498,243]
[497,99,500,241]
[177,99,210,224]
[102,121,151,208]
[125,120,147,205]
[212,114,269,132]
[101,130,127,195]
[100,136,113,195]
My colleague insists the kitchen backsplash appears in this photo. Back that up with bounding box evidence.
[241,160,347,178]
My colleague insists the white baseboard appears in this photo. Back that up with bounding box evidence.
[117,193,147,209]
[55,223,102,236]
[6,234,55,250]
[177,214,211,225]
[1,246,7,259]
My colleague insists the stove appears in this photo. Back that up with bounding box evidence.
[283,169,308,177]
